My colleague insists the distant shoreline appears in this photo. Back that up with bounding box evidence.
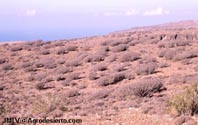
[0,41,26,45]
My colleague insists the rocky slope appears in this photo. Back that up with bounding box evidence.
[0,20,198,125]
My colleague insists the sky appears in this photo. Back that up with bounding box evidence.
[0,0,198,41]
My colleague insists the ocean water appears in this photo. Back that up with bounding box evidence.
[0,29,109,42]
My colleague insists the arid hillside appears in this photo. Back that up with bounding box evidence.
[0,20,198,125]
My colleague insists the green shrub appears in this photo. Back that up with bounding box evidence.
[168,83,198,116]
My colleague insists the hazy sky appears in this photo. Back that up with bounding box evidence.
[0,0,198,41]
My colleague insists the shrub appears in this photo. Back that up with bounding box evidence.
[113,64,127,72]
[119,52,141,62]
[66,58,81,67]
[93,63,107,71]
[64,89,80,98]
[111,44,128,52]
[19,62,33,68]
[135,62,158,75]
[168,83,198,116]
[56,75,66,81]
[32,40,44,47]
[159,62,170,68]
[84,54,105,62]
[34,73,45,81]
[116,78,163,99]
[0,58,6,64]
[56,47,68,55]
[52,41,65,47]
[173,51,198,61]
[88,72,98,80]
[96,46,109,54]
[109,41,121,46]
[35,82,46,90]
[105,55,116,62]
[158,49,177,60]
[2,64,14,70]
[57,59,66,64]
[132,79,163,97]
[67,72,81,80]
[175,41,190,46]
[35,59,57,69]
[97,72,126,86]
[10,46,23,52]
[32,93,65,116]
[39,49,50,55]
[138,57,157,64]
[56,67,72,74]
[89,89,111,100]
[65,45,77,51]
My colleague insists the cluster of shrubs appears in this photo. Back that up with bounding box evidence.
[159,49,198,61]
[35,59,57,69]
[158,41,190,48]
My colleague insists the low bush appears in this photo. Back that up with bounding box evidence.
[93,63,107,71]
[56,47,68,55]
[39,49,50,55]
[19,62,33,69]
[97,72,126,86]
[35,82,46,90]
[132,78,163,97]
[159,49,177,60]
[66,58,81,67]
[10,46,23,52]
[173,51,198,61]
[105,55,116,62]
[32,93,65,116]
[89,89,111,100]
[67,72,81,80]
[168,83,198,116]
[33,72,47,81]
[117,78,164,99]
[135,62,158,75]
[111,44,128,52]
[64,89,80,98]
[84,54,105,62]
[88,72,98,80]
[0,58,6,64]
[119,52,141,62]
[56,75,66,81]
[65,45,77,51]
[2,64,14,70]
[56,67,72,74]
